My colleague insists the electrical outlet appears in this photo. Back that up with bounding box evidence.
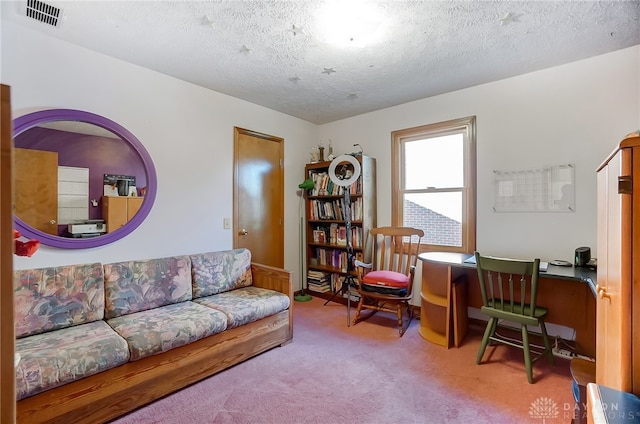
[552,347,574,360]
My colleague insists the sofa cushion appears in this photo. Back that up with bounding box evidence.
[14,263,105,338]
[193,286,290,328]
[104,256,192,319]
[107,302,228,361]
[15,320,129,400]
[190,249,253,297]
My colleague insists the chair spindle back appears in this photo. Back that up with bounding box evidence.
[371,227,423,278]
[474,252,541,316]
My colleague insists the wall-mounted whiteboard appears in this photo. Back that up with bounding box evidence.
[493,164,574,212]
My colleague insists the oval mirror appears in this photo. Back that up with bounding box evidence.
[13,109,157,249]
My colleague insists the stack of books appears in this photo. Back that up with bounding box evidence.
[342,290,361,302]
[307,270,331,293]
[334,275,360,301]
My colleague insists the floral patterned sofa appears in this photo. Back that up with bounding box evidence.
[14,248,293,424]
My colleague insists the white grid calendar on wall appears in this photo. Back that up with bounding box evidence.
[493,164,574,212]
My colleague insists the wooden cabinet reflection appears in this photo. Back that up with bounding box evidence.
[102,196,143,233]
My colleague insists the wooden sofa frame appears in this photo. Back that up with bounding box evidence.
[16,263,293,424]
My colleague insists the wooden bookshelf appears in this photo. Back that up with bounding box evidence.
[303,156,376,303]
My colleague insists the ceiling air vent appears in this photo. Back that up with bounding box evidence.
[25,0,62,27]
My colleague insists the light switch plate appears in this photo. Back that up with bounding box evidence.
[223,218,231,229]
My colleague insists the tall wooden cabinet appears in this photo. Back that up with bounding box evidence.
[595,132,640,395]
[102,196,143,233]
[303,155,376,301]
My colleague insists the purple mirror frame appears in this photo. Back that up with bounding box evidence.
[13,109,157,249]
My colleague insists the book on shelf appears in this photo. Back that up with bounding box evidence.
[309,171,330,196]
[311,248,364,272]
[307,282,331,293]
[329,275,360,300]
[307,270,330,280]
[342,290,361,302]
[351,227,362,248]
[307,269,331,293]
[312,225,363,248]
[336,226,347,246]
[308,169,362,198]
[332,199,342,220]
[329,223,338,244]
[308,198,363,222]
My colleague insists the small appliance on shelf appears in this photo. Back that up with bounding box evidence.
[67,220,106,238]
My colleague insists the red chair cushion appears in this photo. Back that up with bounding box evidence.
[362,270,409,288]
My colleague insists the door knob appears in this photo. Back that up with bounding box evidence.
[50,220,56,225]
[595,284,611,300]
[239,229,248,236]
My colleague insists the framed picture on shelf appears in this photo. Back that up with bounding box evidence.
[313,229,326,243]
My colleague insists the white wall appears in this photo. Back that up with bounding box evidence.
[2,19,316,290]
[3,14,639,299]
[320,46,640,263]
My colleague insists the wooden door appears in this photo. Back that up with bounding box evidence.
[596,144,632,391]
[233,127,284,268]
[1,84,15,423]
[14,147,58,235]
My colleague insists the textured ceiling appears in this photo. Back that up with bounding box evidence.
[3,1,639,124]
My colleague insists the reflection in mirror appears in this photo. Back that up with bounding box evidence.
[13,109,156,249]
[14,122,146,236]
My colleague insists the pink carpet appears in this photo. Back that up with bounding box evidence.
[110,298,577,423]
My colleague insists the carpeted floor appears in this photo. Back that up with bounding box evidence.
[110,297,577,424]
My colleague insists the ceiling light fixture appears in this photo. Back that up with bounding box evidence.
[317,0,386,48]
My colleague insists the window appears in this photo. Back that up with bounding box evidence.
[392,116,476,253]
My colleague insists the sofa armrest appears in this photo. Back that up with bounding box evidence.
[251,262,293,299]
[251,262,293,344]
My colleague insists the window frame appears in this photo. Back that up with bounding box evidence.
[391,116,476,254]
